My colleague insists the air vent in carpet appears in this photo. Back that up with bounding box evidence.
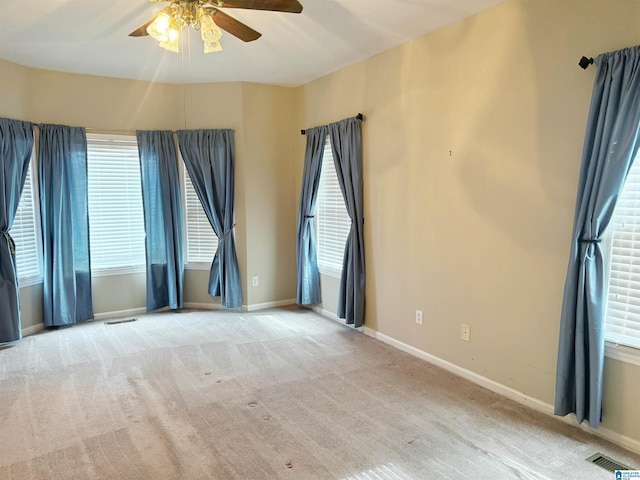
[104,318,137,325]
[586,452,631,472]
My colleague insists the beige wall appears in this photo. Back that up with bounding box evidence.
[318,274,341,314]
[0,60,31,121]
[296,0,640,448]
[91,273,147,316]
[18,284,44,331]
[28,68,182,131]
[0,60,297,324]
[3,0,640,451]
[241,83,297,306]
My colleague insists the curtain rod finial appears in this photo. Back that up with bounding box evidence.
[579,56,594,69]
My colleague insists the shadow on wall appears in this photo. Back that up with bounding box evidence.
[455,1,640,255]
[451,5,583,255]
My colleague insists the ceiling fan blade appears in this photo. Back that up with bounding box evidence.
[212,9,262,42]
[129,16,156,37]
[215,0,303,13]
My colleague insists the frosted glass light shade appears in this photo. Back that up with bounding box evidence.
[204,41,222,53]
[147,10,172,42]
[160,27,180,52]
[200,14,222,44]
[147,4,224,54]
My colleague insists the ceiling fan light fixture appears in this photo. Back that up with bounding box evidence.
[131,0,304,51]
[200,13,223,46]
[204,41,223,53]
[159,27,181,52]
[159,39,180,53]
[146,8,173,42]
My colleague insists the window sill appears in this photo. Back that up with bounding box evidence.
[605,341,640,367]
[319,266,342,278]
[18,276,44,288]
[91,266,146,278]
[186,263,212,271]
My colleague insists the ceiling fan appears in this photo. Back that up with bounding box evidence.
[129,0,303,52]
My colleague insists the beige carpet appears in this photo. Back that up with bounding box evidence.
[0,307,638,479]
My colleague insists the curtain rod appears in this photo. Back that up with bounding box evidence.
[579,56,594,69]
[300,113,364,135]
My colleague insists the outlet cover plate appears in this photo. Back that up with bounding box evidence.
[461,324,470,342]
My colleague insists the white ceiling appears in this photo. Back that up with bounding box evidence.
[0,0,505,87]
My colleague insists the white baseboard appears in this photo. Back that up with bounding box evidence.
[184,302,223,311]
[244,299,296,312]
[311,306,365,332]
[363,327,553,412]
[310,306,342,323]
[93,307,147,321]
[573,417,640,457]
[352,324,640,455]
[22,322,44,337]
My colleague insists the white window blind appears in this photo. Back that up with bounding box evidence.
[184,170,218,264]
[10,154,41,284]
[317,137,351,277]
[605,156,640,349]
[87,133,146,273]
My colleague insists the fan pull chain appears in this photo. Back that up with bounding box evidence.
[181,27,193,130]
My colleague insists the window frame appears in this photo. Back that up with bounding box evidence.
[604,342,640,367]
[316,136,351,278]
[181,161,219,270]
[603,153,640,366]
[10,143,43,287]
[86,132,146,277]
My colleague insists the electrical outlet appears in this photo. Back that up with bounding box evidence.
[252,275,259,287]
[415,310,423,325]
[461,324,470,342]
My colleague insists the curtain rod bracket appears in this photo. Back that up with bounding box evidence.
[579,56,594,69]
[301,113,364,135]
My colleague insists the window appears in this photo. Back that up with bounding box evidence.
[87,133,146,274]
[316,137,350,277]
[605,153,640,350]
[10,152,42,285]
[184,170,218,265]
